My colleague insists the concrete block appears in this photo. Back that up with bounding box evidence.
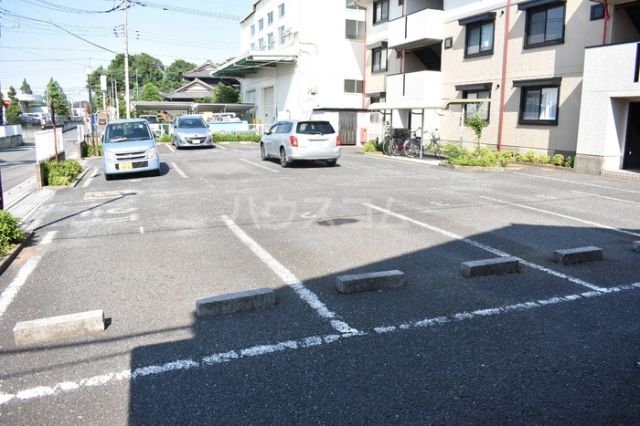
[633,241,640,253]
[13,310,105,347]
[461,257,521,278]
[336,270,406,294]
[196,288,275,318]
[553,246,603,265]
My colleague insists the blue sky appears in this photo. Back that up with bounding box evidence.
[0,0,253,101]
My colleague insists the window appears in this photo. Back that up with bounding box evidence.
[372,46,388,72]
[251,24,255,36]
[345,19,365,40]
[258,18,264,31]
[463,90,491,120]
[278,3,285,17]
[268,11,274,25]
[267,32,274,50]
[344,79,363,93]
[524,3,565,48]
[465,21,494,57]
[297,121,335,134]
[346,0,358,9]
[373,0,389,24]
[278,26,286,44]
[590,4,605,21]
[250,42,256,50]
[519,85,560,124]
[258,38,265,50]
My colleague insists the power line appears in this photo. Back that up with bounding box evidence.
[131,1,242,21]
[24,0,126,15]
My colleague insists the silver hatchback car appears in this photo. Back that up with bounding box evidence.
[172,115,213,148]
[260,120,341,167]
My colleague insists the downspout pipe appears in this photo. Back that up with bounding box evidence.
[496,0,512,152]
[602,0,609,45]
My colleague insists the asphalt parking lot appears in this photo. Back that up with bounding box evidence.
[0,143,639,424]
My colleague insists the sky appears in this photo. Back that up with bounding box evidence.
[0,0,253,102]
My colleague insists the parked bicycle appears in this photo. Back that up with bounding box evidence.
[383,128,410,156]
[403,128,441,159]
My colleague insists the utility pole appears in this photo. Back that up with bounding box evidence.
[124,0,131,118]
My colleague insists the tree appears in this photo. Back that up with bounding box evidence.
[464,113,489,148]
[162,59,196,92]
[212,83,239,103]
[45,78,70,117]
[20,78,33,95]
[139,83,162,101]
[6,86,21,125]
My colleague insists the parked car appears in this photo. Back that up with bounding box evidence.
[102,119,161,180]
[172,115,213,148]
[19,112,50,126]
[140,114,162,137]
[260,120,341,167]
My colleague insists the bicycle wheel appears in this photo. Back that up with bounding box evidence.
[382,139,392,155]
[433,142,441,159]
[404,140,418,158]
[391,139,403,156]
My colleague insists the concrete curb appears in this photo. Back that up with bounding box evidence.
[0,231,34,277]
[461,257,521,278]
[633,241,640,253]
[553,246,603,265]
[336,270,406,294]
[362,152,442,166]
[196,288,275,318]
[13,310,105,346]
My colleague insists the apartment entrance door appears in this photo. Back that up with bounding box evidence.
[263,87,275,124]
[623,102,640,169]
[339,111,357,145]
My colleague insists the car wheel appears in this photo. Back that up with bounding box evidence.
[280,147,290,168]
[326,159,337,167]
[260,143,267,161]
[105,173,112,181]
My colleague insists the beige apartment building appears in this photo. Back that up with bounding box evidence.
[360,0,640,173]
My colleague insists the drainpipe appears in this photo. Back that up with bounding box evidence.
[496,0,512,152]
[362,5,367,109]
[602,0,609,45]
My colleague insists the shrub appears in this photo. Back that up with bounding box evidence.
[443,144,509,167]
[564,156,574,168]
[0,211,26,255]
[464,114,489,147]
[43,159,83,186]
[552,154,565,167]
[523,151,537,163]
[536,154,550,164]
[212,133,261,142]
[157,134,172,143]
[82,143,103,157]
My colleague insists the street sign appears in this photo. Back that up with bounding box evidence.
[2,99,10,107]
[100,75,107,92]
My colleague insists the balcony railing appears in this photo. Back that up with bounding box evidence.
[388,8,443,50]
[583,41,640,93]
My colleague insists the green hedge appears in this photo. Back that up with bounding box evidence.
[0,211,26,255]
[157,134,172,142]
[43,159,84,186]
[212,133,261,142]
[361,140,382,153]
[82,143,103,157]
[443,145,574,168]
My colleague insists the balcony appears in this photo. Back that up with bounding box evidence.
[582,42,640,95]
[386,70,441,106]
[388,8,443,50]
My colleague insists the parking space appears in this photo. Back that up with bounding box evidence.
[0,145,639,423]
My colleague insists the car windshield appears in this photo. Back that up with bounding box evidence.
[178,118,207,129]
[142,116,158,124]
[296,121,335,135]
[105,122,152,143]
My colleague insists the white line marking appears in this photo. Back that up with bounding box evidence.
[170,162,188,179]
[40,231,57,245]
[364,203,607,293]
[239,158,279,173]
[163,143,175,153]
[571,190,640,206]
[139,227,144,234]
[213,143,227,150]
[514,172,640,194]
[0,256,42,318]
[221,215,357,334]
[3,282,639,407]
[480,195,640,238]
[81,168,98,188]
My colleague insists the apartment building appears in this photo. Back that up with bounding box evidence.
[213,0,367,144]
[361,0,640,173]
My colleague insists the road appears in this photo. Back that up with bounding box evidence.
[0,144,638,424]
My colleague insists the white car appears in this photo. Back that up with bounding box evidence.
[260,120,341,167]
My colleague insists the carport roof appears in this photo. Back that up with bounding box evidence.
[211,52,298,77]
[131,101,255,114]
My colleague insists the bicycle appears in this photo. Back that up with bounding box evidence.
[382,126,407,156]
[402,128,442,159]
[402,128,423,158]
[423,129,442,159]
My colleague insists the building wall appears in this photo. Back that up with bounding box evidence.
[239,0,365,123]
[440,0,604,153]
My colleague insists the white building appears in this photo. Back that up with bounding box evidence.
[213,0,368,145]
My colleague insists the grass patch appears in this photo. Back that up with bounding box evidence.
[157,134,172,143]
[362,140,382,153]
[0,211,26,256]
[43,159,84,186]
[212,133,261,142]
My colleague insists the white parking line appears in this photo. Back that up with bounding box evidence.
[163,144,175,153]
[221,215,357,334]
[3,281,639,407]
[0,256,42,318]
[239,158,279,173]
[170,162,188,179]
[40,231,57,245]
[213,143,227,150]
[481,195,640,238]
[139,227,144,234]
[364,203,607,293]
[571,190,640,206]
[514,172,640,195]
[81,168,98,188]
